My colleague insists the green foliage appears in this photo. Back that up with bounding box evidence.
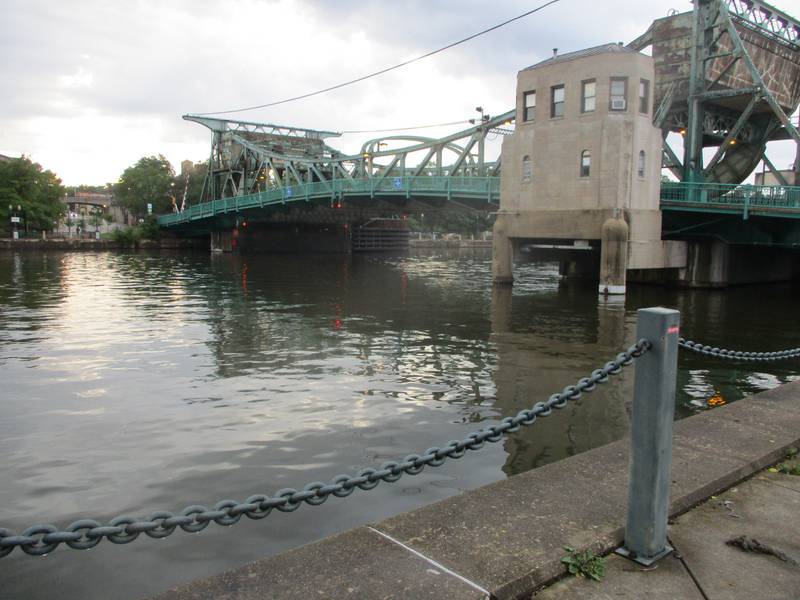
[114,155,176,218]
[64,183,112,196]
[561,546,606,581]
[138,215,160,240]
[776,463,800,476]
[88,208,103,231]
[110,227,141,245]
[769,447,800,476]
[0,156,65,231]
[109,216,160,245]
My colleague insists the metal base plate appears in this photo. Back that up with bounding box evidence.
[614,544,674,566]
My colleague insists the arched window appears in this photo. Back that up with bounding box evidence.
[638,150,646,178]
[580,150,591,177]
[522,155,532,183]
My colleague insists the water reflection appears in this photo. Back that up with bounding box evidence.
[0,250,797,600]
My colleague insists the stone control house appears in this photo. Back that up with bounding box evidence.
[493,43,684,294]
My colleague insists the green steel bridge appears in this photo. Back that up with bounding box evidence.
[159,0,800,248]
[158,176,800,244]
[158,176,500,229]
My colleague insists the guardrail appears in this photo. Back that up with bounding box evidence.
[660,181,800,218]
[1,308,797,562]
[158,176,502,227]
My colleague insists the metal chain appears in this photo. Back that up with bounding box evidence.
[679,338,800,361]
[0,339,650,558]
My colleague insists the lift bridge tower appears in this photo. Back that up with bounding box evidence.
[630,0,800,185]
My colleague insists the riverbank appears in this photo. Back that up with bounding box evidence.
[0,237,206,251]
[152,379,800,599]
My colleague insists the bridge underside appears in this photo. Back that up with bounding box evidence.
[662,209,800,245]
[165,191,496,238]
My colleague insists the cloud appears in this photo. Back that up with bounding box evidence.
[0,0,796,184]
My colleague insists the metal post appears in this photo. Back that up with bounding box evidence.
[616,307,680,566]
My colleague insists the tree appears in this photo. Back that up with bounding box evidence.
[0,156,65,231]
[89,207,103,234]
[64,183,112,196]
[114,155,176,217]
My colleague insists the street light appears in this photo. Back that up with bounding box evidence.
[469,106,491,126]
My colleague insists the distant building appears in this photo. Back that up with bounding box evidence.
[0,153,12,162]
[754,169,798,186]
[59,191,130,234]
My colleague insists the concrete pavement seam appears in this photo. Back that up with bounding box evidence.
[668,537,711,600]
[367,526,492,599]
[760,477,800,496]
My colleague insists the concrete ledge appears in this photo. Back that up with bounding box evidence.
[0,238,206,251]
[152,381,800,600]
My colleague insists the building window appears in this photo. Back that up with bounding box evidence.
[609,77,627,111]
[638,150,646,177]
[551,85,565,118]
[523,91,536,121]
[522,155,532,182]
[639,79,650,114]
[581,79,596,113]
[580,150,591,177]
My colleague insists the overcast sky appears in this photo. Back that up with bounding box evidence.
[1,0,797,185]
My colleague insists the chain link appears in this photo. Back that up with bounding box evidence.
[0,339,650,558]
[679,338,800,361]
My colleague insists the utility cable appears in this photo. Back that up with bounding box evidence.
[338,119,472,134]
[195,0,563,116]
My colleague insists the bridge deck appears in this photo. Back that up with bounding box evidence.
[158,176,500,228]
[157,179,800,228]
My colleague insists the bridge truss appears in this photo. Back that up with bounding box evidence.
[185,111,515,205]
[632,0,800,186]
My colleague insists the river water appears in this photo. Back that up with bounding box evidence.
[0,250,797,599]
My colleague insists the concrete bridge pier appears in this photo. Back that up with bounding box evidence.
[491,227,514,285]
[210,230,235,253]
[628,241,800,288]
[599,216,629,295]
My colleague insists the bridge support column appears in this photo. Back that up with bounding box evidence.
[599,216,628,295]
[492,229,514,285]
[210,230,235,253]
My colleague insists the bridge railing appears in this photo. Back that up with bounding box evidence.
[660,181,800,215]
[158,176,502,227]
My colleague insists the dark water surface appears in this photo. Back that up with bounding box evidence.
[0,250,797,599]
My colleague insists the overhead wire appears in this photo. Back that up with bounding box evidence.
[195,0,563,116]
[338,119,472,134]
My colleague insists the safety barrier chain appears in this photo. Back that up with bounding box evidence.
[0,340,650,558]
[678,338,800,361]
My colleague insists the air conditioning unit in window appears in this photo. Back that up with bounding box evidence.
[611,98,626,110]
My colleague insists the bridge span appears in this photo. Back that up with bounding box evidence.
[159,0,800,288]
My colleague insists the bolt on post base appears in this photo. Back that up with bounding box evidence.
[615,543,674,566]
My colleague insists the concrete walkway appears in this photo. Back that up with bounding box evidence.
[153,381,800,600]
[537,462,800,599]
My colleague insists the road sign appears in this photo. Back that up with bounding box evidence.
[147,203,153,215]
[393,177,403,189]
[10,216,20,223]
